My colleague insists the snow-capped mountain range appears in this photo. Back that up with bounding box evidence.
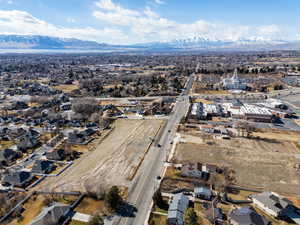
[0,34,300,51]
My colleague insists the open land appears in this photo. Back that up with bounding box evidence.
[174,130,300,195]
[42,119,164,192]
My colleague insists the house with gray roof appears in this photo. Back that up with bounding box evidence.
[46,149,66,161]
[251,192,300,224]
[194,187,212,200]
[230,207,270,225]
[29,202,70,225]
[0,148,19,166]
[2,171,32,188]
[181,163,210,181]
[251,192,291,217]
[167,193,189,225]
[31,160,55,174]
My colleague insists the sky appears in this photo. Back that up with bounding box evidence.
[0,0,299,44]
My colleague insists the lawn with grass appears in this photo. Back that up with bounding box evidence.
[149,213,167,225]
[75,197,106,215]
[10,195,45,225]
[68,221,87,225]
[0,140,14,150]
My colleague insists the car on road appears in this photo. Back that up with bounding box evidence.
[157,144,162,148]
[156,176,161,180]
[274,123,283,127]
[168,130,171,133]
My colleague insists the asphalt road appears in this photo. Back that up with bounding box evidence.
[114,75,194,225]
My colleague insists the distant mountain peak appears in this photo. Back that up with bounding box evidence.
[0,34,299,52]
[0,34,111,49]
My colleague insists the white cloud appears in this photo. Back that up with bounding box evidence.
[66,17,76,23]
[153,0,165,5]
[0,0,13,4]
[0,10,129,44]
[0,3,292,45]
[257,25,280,36]
[92,0,288,44]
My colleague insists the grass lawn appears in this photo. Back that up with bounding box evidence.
[53,195,78,205]
[0,140,14,150]
[192,203,211,225]
[75,197,106,215]
[9,195,45,225]
[153,204,168,215]
[68,221,87,225]
[149,213,167,225]
[70,144,90,153]
[164,167,181,179]
[227,190,254,201]
[218,203,232,215]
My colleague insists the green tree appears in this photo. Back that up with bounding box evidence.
[88,215,104,225]
[105,186,123,210]
[184,208,199,225]
[152,189,167,209]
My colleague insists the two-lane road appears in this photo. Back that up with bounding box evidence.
[115,75,194,225]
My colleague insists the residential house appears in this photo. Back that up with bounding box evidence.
[17,134,39,152]
[194,187,213,200]
[29,202,70,225]
[167,193,189,225]
[251,192,300,224]
[181,163,210,181]
[8,127,26,140]
[230,207,270,225]
[68,129,94,144]
[60,102,72,111]
[10,101,29,110]
[46,149,66,161]
[32,160,55,174]
[2,171,32,188]
[251,192,291,217]
[0,148,20,166]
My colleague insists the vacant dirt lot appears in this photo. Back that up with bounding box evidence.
[174,131,300,195]
[44,119,163,192]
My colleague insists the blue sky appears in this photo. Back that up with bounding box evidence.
[0,0,299,44]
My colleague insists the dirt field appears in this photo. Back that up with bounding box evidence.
[43,119,163,192]
[174,131,300,195]
[53,84,79,93]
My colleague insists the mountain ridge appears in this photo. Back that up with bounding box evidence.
[0,34,300,51]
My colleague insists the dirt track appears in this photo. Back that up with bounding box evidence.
[43,119,163,192]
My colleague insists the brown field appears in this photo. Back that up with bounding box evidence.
[174,130,300,195]
[193,98,214,104]
[192,82,228,95]
[43,119,163,192]
[53,84,79,93]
